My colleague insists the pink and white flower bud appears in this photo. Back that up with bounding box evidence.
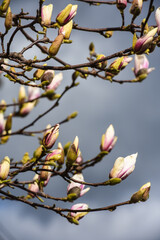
[41,4,53,26]
[42,124,59,149]
[56,4,78,26]
[66,136,79,166]
[75,149,83,164]
[155,7,160,34]
[100,124,117,152]
[134,54,155,78]
[0,112,5,135]
[134,28,158,54]
[116,0,127,11]
[59,20,73,39]
[109,56,132,75]
[0,156,10,180]
[40,165,52,187]
[19,102,35,116]
[46,72,63,91]
[28,174,39,197]
[109,153,138,180]
[41,70,55,85]
[130,182,151,203]
[70,203,89,221]
[28,84,41,101]
[67,173,90,200]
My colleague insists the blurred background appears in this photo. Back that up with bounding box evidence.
[0,0,160,239]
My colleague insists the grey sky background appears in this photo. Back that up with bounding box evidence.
[0,0,160,239]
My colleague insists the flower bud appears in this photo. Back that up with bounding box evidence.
[49,34,64,56]
[155,7,160,34]
[130,0,143,17]
[18,85,27,103]
[0,0,10,13]
[19,102,35,116]
[45,148,64,164]
[42,124,59,149]
[5,113,12,132]
[134,27,158,54]
[28,174,39,197]
[109,153,138,180]
[59,20,73,39]
[130,182,151,203]
[0,100,7,112]
[108,56,132,75]
[46,72,63,91]
[21,152,30,165]
[100,124,117,152]
[134,54,154,80]
[0,112,5,135]
[67,173,90,201]
[68,203,89,224]
[40,165,52,182]
[96,54,107,69]
[56,4,78,26]
[33,145,44,159]
[41,4,53,26]
[0,156,10,180]
[75,149,83,164]
[5,6,12,31]
[105,31,113,38]
[41,70,55,86]
[116,0,127,11]
[28,83,41,101]
[66,136,79,167]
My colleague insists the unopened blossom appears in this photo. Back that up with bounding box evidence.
[28,83,40,101]
[46,73,63,91]
[66,136,79,166]
[69,203,89,223]
[42,124,59,149]
[134,54,155,79]
[96,54,107,69]
[130,0,143,17]
[39,165,52,187]
[0,112,5,135]
[109,56,132,75]
[75,149,83,164]
[116,0,127,11]
[67,173,90,200]
[109,153,138,180]
[5,6,12,31]
[130,182,151,203]
[56,4,78,26]
[59,20,73,40]
[0,0,10,13]
[41,70,55,86]
[28,174,39,197]
[41,4,53,26]
[49,34,64,56]
[100,124,117,152]
[134,28,158,54]
[0,156,10,180]
[18,85,27,103]
[19,102,36,116]
[45,147,64,165]
[155,7,160,34]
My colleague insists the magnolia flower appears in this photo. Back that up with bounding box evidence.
[100,124,117,152]
[109,153,138,180]
[45,147,64,165]
[56,4,78,26]
[0,112,5,135]
[39,165,52,187]
[134,28,158,54]
[46,73,63,91]
[0,156,10,180]
[41,4,53,26]
[28,174,39,197]
[130,182,151,203]
[69,203,89,223]
[109,56,132,75]
[155,7,160,34]
[134,54,155,79]
[49,34,64,56]
[116,0,127,11]
[28,84,40,101]
[75,149,83,164]
[42,124,59,149]
[67,173,90,200]
[41,70,55,86]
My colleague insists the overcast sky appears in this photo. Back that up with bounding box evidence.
[0,0,160,239]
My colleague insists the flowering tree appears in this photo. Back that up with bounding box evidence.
[0,0,158,224]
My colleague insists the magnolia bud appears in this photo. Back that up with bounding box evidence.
[5,113,12,132]
[5,6,12,31]
[0,100,7,112]
[130,0,143,17]
[41,70,55,85]
[116,0,127,11]
[0,0,10,13]
[49,34,64,57]
[0,156,10,180]
[155,7,160,34]
[59,20,73,39]
[96,54,107,69]
[130,182,151,203]
[100,124,117,152]
[66,136,79,167]
[33,68,45,80]
[41,4,53,26]
[33,145,44,159]
[68,203,89,224]
[0,112,5,135]
[56,4,78,26]
[18,85,27,103]
[42,124,59,149]
[28,174,39,197]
